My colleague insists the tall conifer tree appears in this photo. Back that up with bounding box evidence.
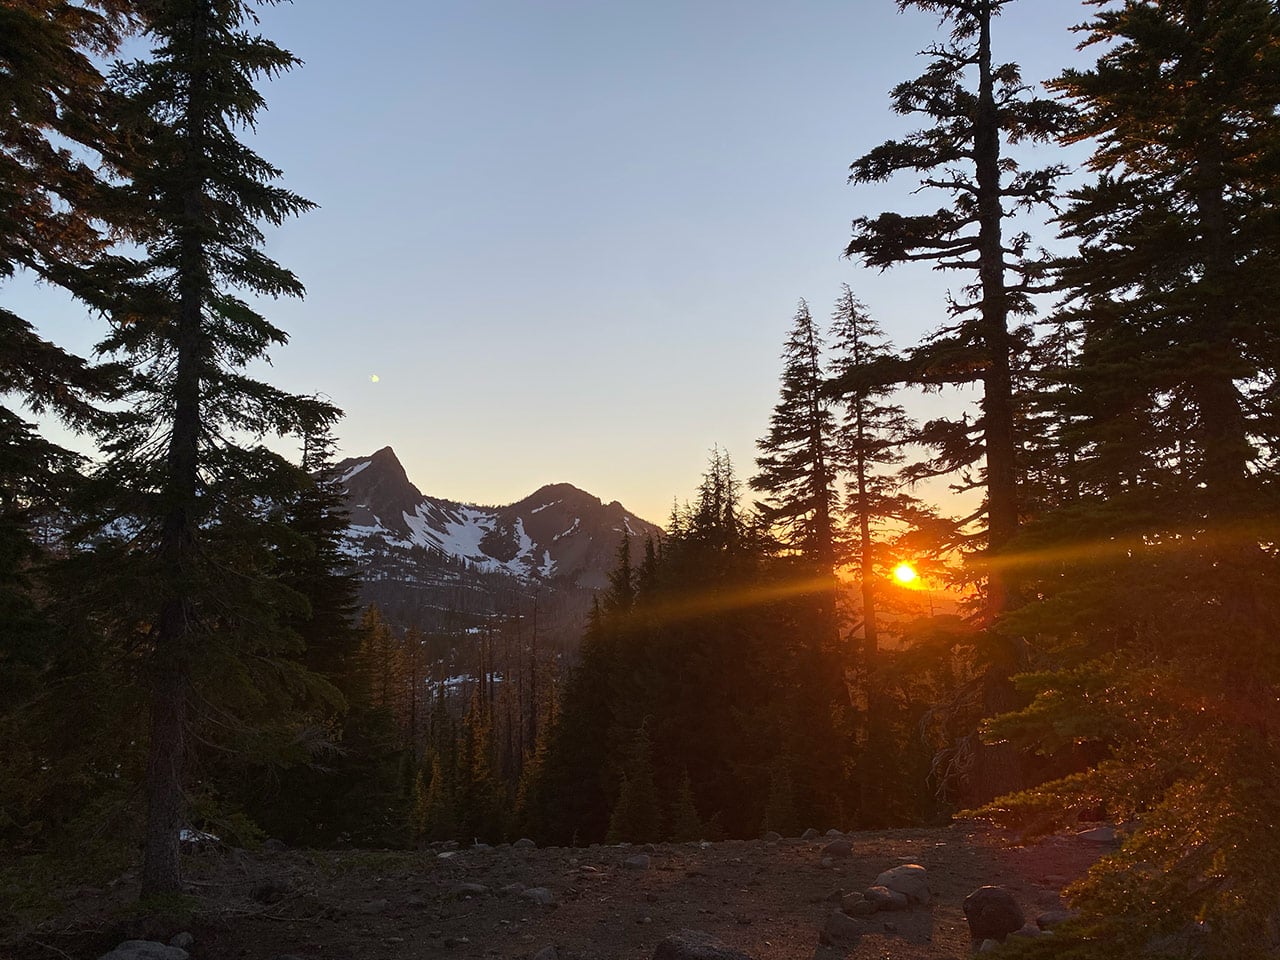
[843,0,1070,615]
[92,0,338,895]
[981,3,1280,953]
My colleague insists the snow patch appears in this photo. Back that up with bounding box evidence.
[339,460,371,484]
[530,499,561,514]
[554,518,581,541]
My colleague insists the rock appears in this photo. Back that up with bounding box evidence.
[1076,825,1117,844]
[761,831,782,842]
[500,882,527,896]
[405,894,429,908]
[820,857,834,868]
[825,829,843,838]
[624,854,651,870]
[262,838,287,852]
[819,910,864,946]
[520,887,556,906]
[821,838,852,859]
[437,850,459,860]
[978,939,1000,953]
[874,863,931,905]
[1036,907,1075,930]
[863,885,908,911]
[841,893,877,917]
[1013,922,1043,939]
[472,842,493,852]
[250,879,292,904]
[532,948,559,960]
[801,828,820,840]
[964,886,1025,943]
[513,838,537,850]
[167,933,193,950]
[97,942,189,960]
[654,929,753,960]
[453,882,490,898]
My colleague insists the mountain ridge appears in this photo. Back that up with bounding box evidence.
[334,446,662,591]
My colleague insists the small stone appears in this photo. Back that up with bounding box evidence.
[262,838,287,852]
[1012,922,1042,939]
[357,898,388,915]
[532,947,558,960]
[1036,907,1074,930]
[653,929,753,960]
[819,910,864,946]
[500,883,527,896]
[168,933,193,950]
[1076,825,1117,844]
[863,885,907,911]
[820,857,833,868]
[520,887,556,906]
[513,838,537,850]
[97,943,190,960]
[453,882,489,898]
[405,894,429,908]
[437,850,459,860]
[801,828,820,840]
[825,829,843,838]
[624,854,651,870]
[964,886,1025,943]
[874,863,931,905]
[821,838,852,859]
[762,831,782,842]
[979,939,1000,953]
[842,893,877,917]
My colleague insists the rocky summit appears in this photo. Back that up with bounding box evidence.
[332,447,662,636]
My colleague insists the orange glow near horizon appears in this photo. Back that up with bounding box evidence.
[893,562,919,584]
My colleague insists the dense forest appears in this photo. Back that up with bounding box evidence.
[2,1,1279,957]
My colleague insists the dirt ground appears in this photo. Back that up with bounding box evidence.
[8,823,1107,960]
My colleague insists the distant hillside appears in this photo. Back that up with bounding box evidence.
[332,446,663,641]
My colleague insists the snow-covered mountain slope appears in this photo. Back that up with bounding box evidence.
[335,447,662,590]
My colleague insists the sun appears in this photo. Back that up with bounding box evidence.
[893,562,919,584]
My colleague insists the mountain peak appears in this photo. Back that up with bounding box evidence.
[336,451,662,590]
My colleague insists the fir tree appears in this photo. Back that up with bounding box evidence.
[978,3,1280,954]
[826,285,919,654]
[90,0,339,895]
[844,0,1070,615]
[751,299,840,571]
[844,0,1072,803]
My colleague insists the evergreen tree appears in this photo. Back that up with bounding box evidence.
[0,0,134,714]
[667,771,704,842]
[89,0,339,895]
[826,285,919,654]
[844,0,1070,615]
[978,3,1280,955]
[844,0,1071,803]
[751,299,839,571]
[606,724,660,844]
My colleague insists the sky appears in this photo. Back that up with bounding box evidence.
[12,0,1094,523]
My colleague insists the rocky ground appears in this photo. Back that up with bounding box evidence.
[8,823,1110,960]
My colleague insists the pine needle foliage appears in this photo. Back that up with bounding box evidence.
[83,0,339,896]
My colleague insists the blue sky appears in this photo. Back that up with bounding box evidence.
[12,0,1092,521]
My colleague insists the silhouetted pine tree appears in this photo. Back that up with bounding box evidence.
[88,0,339,895]
[751,299,840,571]
[978,3,1280,955]
[844,0,1072,803]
